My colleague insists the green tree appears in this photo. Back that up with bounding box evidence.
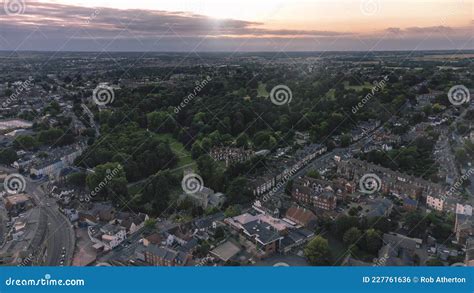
[404,211,428,237]
[141,170,178,214]
[147,111,175,133]
[306,169,321,179]
[236,133,250,148]
[86,162,128,202]
[341,134,352,147]
[224,205,241,218]
[284,179,294,195]
[304,236,332,266]
[0,148,18,165]
[14,135,38,150]
[334,216,359,239]
[226,177,253,204]
[144,218,157,230]
[363,228,382,254]
[343,227,362,246]
[38,128,65,145]
[67,172,86,188]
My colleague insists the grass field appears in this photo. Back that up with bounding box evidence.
[127,133,195,196]
[325,88,336,100]
[257,82,269,97]
[156,133,195,170]
[343,81,373,91]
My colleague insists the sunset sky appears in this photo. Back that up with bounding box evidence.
[0,0,472,51]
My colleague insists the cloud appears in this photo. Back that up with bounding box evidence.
[0,2,347,38]
[383,24,472,36]
[0,2,472,51]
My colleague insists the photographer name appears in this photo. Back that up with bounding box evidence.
[420,276,466,284]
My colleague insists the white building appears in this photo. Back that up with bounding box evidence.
[30,145,84,178]
[88,224,126,251]
[456,204,473,216]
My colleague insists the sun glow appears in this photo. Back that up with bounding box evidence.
[37,0,472,32]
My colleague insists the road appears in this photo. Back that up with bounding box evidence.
[24,177,75,266]
[0,165,74,266]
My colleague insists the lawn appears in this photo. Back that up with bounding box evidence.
[325,88,336,100]
[127,133,196,195]
[257,82,269,98]
[343,81,373,91]
[155,133,195,171]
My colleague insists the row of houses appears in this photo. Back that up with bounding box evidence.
[12,143,85,179]
[210,147,255,167]
[335,158,463,212]
[79,202,149,251]
[291,177,338,211]
[29,144,85,178]
[250,144,327,196]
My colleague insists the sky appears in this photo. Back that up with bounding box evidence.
[0,0,472,52]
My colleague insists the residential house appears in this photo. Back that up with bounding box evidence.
[114,212,149,235]
[456,204,473,216]
[210,147,255,167]
[30,144,84,178]
[88,223,126,251]
[280,228,315,254]
[250,144,327,196]
[377,233,422,266]
[284,205,317,228]
[183,186,226,210]
[403,197,418,211]
[365,198,393,218]
[292,177,337,211]
[143,244,189,266]
[79,202,116,226]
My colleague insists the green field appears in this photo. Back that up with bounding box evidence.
[325,88,336,100]
[257,82,269,97]
[156,133,195,170]
[343,81,373,91]
[127,133,195,196]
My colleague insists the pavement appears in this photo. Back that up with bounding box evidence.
[72,227,97,266]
